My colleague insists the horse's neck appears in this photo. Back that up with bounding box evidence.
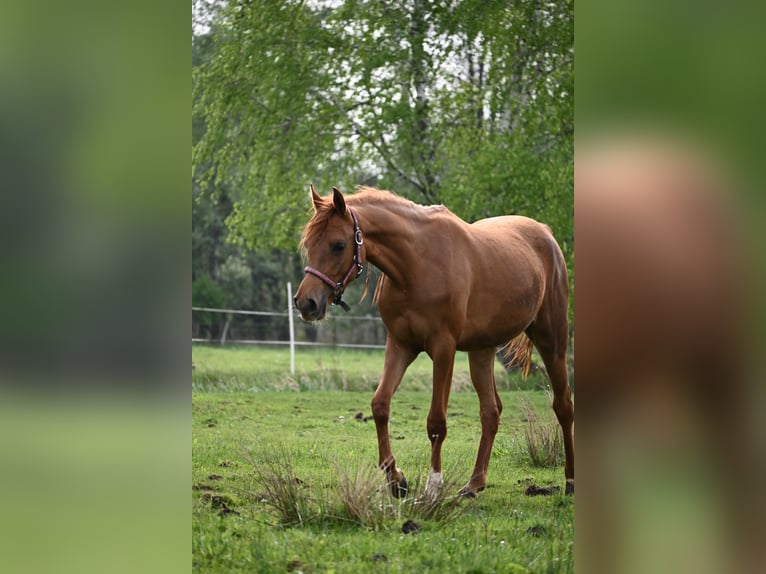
[352,202,422,289]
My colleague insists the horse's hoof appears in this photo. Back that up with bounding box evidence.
[565,479,574,495]
[390,476,408,499]
[458,483,484,498]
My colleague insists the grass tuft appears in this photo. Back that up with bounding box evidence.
[335,460,474,527]
[246,446,475,530]
[521,396,565,468]
[245,446,314,526]
[401,464,474,524]
[335,462,392,528]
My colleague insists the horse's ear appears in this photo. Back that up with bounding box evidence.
[310,183,322,212]
[332,186,347,216]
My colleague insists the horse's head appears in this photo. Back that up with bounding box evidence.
[294,185,365,320]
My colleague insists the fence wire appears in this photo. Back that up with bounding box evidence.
[192,306,387,349]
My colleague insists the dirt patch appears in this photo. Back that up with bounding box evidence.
[526,524,547,536]
[201,492,240,516]
[524,484,561,496]
[207,474,223,481]
[287,559,306,572]
[401,520,420,534]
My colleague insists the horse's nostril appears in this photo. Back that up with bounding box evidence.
[295,296,318,317]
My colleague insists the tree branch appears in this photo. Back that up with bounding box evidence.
[312,88,424,193]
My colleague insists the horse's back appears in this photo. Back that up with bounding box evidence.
[441,214,567,349]
[470,215,565,277]
[375,206,567,350]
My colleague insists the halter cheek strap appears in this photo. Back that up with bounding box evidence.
[303,208,365,312]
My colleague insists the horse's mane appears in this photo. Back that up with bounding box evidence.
[350,186,414,208]
[300,186,416,252]
[353,186,451,217]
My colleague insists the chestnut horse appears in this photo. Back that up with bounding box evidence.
[294,185,573,497]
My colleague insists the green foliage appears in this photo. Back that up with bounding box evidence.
[217,255,252,308]
[192,275,226,309]
[192,275,227,333]
[193,0,342,251]
[193,1,573,253]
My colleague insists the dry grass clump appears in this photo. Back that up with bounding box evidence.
[521,398,564,468]
[245,445,474,529]
[335,462,393,528]
[245,447,313,526]
[402,466,472,524]
[336,461,473,527]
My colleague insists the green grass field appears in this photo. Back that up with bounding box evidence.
[192,345,573,573]
[192,344,551,393]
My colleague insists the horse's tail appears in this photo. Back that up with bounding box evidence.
[502,332,534,378]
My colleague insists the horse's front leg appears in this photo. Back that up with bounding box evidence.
[424,338,456,500]
[371,337,418,498]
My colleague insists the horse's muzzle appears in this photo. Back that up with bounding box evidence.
[293,294,327,321]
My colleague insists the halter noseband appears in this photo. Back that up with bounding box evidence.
[303,207,365,312]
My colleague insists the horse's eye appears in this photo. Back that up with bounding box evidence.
[332,242,346,254]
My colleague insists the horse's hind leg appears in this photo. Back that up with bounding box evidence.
[371,336,418,498]
[460,347,503,497]
[527,317,574,493]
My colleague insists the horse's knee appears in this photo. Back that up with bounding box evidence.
[371,396,390,423]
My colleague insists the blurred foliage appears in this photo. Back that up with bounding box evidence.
[192,0,573,319]
[191,275,226,334]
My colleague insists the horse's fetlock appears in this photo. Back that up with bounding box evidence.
[424,470,443,500]
[427,418,447,441]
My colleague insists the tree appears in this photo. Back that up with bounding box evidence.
[193,0,573,322]
[194,0,572,239]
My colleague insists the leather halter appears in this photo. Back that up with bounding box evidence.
[303,207,365,311]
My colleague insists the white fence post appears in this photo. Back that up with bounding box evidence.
[287,282,295,375]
